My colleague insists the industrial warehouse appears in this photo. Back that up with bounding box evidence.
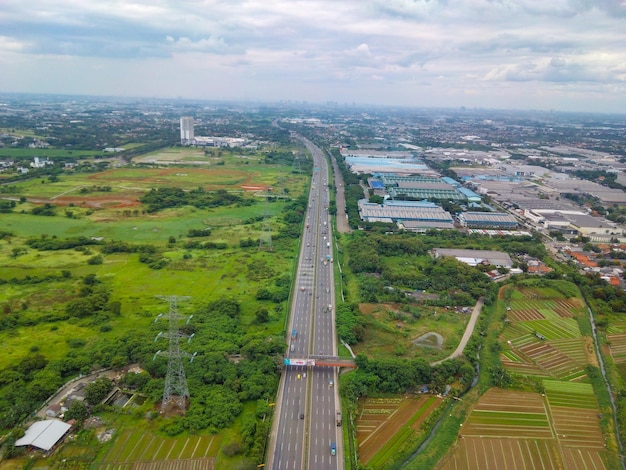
[359,170,521,234]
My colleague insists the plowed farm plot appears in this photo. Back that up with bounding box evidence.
[607,333,626,364]
[500,284,593,382]
[543,380,605,448]
[561,447,610,470]
[508,297,582,322]
[462,388,552,439]
[356,396,442,466]
[438,385,611,470]
[437,437,562,470]
[96,430,220,469]
[518,341,586,380]
[508,308,545,322]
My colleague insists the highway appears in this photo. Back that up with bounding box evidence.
[267,136,341,470]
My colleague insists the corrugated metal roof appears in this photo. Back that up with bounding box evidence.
[15,419,72,451]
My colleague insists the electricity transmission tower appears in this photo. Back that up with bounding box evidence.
[259,188,273,252]
[153,296,196,415]
[291,153,303,173]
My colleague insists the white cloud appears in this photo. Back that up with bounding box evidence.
[0,0,625,111]
[0,36,28,52]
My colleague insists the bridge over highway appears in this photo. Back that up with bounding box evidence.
[284,356,357,368]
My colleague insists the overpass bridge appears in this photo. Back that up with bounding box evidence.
[283,356,357,368]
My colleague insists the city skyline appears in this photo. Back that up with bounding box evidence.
[1,1,625,113]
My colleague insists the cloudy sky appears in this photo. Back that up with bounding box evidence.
[1,0,625,112]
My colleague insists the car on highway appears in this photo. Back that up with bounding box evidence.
[329,379,334,387]
[300,412,304,419]
[297,373,301,380]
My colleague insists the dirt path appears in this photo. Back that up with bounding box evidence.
[431,297,484,366]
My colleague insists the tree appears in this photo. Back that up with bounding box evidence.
[255,308,269,323]
[109,301,122,316]
[65,400,89,424]
[85,377,113,405]
[87,254,103,265]
[255,288,272,301]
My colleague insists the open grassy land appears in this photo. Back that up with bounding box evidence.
[2,150,303,205]
[353,303,469,362]
[0,147,309,469]
[0,148,103,158]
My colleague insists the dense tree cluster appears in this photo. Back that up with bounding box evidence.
[345,230,546,305]
[0,200,16,213]
[100,241,156,254]
[85,377,114,405]
[263,150,295,165]
[140,187,250,213]
[31,203,57,216]
[275,195,308,239]
[336,303,365,345]
[342,355,474,400]
[25,235,100,251]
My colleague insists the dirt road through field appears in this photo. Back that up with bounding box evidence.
[431,297,483,366]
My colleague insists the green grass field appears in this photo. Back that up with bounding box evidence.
[0,148,103,158]
[352,303,468,362]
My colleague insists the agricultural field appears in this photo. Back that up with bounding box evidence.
[437,386,613,470]
[605,316,626,371]
[543,380,605,448]
[95,429,221,469]
[461,388,552,439]
[436,281,619,470]
[356,395,443,468]
[499,285,592,381]
[353,303,468,362]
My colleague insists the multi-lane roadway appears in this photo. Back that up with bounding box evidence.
[267,137,341,470]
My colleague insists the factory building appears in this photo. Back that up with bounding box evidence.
[432,248,513,268]
[379,175,472,201]
[358,199,454,228]
[458,212,518,229]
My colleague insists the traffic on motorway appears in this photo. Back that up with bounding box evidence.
[267,137,341,470]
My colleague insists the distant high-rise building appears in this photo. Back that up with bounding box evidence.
[180,117,194,145]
